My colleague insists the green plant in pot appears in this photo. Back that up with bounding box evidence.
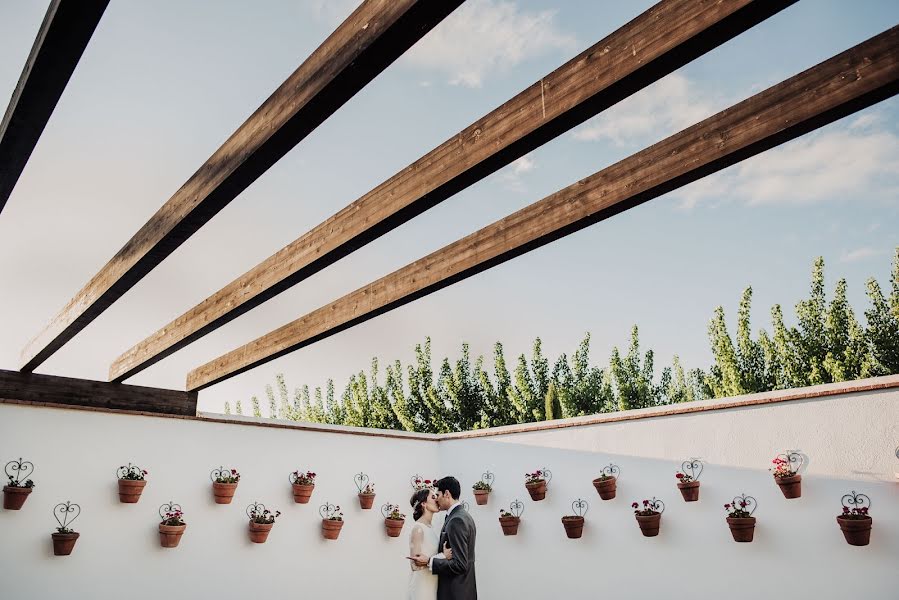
[525,468,551,501]
[117,463,147,503]
[632,497,665,537]
[158,501,186,548]
[837,491,872,546]
[51,501,80,556]
[211,466,240,504]
[247,501,280,543]
[725,494,757,542]
[498,499,524,536]
[472,470,494,505]
[3,458,35,510]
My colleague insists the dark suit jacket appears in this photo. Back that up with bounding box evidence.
[432,505,477,599]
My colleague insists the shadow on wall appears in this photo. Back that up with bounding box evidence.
[439,438,899,600]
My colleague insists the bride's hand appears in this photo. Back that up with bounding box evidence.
[443,542,453,561]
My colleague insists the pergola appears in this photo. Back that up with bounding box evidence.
[2,0,897,416]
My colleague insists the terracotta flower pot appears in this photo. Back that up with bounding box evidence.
[248,521,274,543]
[592,477,617,500]
[677,480,700,502]
[775,474,801,499]
[2,486,32,510]
[292,483,315,504]
[212,482,238,504]
[321,519,344,540]
[158,523,186,548]
[562,516,585,539]
[499,516,520,536]
[51,532,79,556]
[117,479,146,503]
[726,517,756,542]
[358,493,376,510]
[636,513,662,537]
[837,516,872,546]
[525,480,547,501]
[473,490,489,505]
[384,518,405,538]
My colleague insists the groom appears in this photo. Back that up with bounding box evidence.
[413,476,477,599]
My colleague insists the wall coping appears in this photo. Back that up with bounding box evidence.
[3,374,898,441]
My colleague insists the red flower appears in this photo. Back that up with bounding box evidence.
[631,502,638,508]
[724,504,731,509]
[675,473,683,479]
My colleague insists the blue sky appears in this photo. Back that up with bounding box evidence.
[0,1,897,413]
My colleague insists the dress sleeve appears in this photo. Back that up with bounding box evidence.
[409,524,425,571]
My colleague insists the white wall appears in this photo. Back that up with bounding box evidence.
[2,382,898,600]
[0,406,440,600]
[440,386,899,600]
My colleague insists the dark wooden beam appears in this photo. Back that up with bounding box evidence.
[186,27,899,391]
[20,0,464,373]
[0,0,109,214]
[0,369,196,416]
[111,0,797,383]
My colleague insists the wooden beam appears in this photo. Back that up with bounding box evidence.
[19,0,464,373]
[111,0,797,383]
[187,27,899,391]
[0,369,196,416]
[0,0,109,214]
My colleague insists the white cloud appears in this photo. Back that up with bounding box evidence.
[840,247,882,263]
[572,73,721,146]
[849,112,881,130]
[402,0,577,88]
[671,124,899,210]
[497,154,536,191]
[511,155,535,175]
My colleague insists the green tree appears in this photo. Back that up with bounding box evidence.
[508,353,538,421]
[369,358,400,430]
[325,379,343,425]
[224,401,231,415]
[387,360,416,431]
[444,343,484,431]
[531,338,550,418]
[251,396,261,418]
[793,257,828,385]
[610,325,657,410]
[544,382,562,420]
[706,306,745,397]
[234,399,243,416]
[265,385,278,419]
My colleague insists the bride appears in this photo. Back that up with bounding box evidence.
[407,487,452,599]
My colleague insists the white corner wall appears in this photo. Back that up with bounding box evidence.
[0,406,440,600]
[439,385,899,600]
[2,380,898,600]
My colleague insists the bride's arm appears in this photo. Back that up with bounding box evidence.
[409,526,424,571]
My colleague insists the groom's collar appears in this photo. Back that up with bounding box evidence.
[447,501,462,515]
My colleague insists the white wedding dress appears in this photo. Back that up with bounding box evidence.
[408,521,439,599]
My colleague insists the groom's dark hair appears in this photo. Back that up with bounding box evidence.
[436,476,461,500]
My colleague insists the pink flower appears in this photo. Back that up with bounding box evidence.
[632,502,638,508]
[724,504,731,509]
